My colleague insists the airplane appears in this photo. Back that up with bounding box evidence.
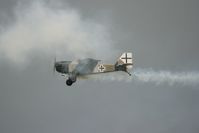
[53,52,134,86]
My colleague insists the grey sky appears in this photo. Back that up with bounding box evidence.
[0,0,199,133]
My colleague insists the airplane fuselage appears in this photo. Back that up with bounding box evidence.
[54,53,133,86]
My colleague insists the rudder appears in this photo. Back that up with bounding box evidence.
[115,52,134,76]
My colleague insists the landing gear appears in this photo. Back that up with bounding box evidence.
[66,73,77,86]
[66,77,76,86]
[66,79,73,86]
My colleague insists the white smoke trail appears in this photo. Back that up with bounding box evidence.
[134,68,199,86]
[0,1,116,65]
[87,68,199,86]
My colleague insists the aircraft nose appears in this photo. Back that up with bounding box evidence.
[55,63,59,69]
[55,62,62,72]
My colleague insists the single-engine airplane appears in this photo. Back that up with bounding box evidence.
[54,52,134,86]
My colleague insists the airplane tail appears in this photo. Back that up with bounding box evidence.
[115,52,134,76]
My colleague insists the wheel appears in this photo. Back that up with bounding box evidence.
[66,79,73,86]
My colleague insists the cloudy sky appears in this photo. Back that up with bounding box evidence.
[0,0,199,133]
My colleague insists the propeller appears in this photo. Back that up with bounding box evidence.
[53,57,56,75]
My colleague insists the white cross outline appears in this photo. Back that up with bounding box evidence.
[120,53,132,64]
[98,64,106,72]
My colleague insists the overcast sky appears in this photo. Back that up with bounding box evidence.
[0,0,199,133]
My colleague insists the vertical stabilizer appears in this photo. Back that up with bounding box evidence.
[115,52,134,75]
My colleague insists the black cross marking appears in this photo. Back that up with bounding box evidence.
[99,65,105,72]
[121,53,132,63]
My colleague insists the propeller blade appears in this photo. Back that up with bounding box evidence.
[53,57,56,75]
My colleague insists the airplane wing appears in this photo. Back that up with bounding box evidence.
[73,58,100,75]
[73,59,116,75]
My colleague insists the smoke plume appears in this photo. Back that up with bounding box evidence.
[89,68,199,86]
[134,68,199,86]
[0,1,115,65]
